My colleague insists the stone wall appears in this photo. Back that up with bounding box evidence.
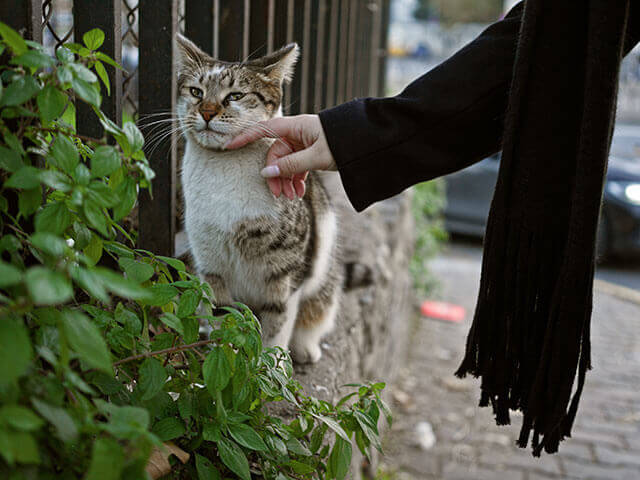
[287,173,415,478]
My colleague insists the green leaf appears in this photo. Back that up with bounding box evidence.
[203,421,222,442]
[83,233,103,266]
[72,77,100,107]
[152,417,185,441]
[94,60,110,95]
[75,163,91,186]
[196,454,221,480]
[0,317,32,386]
[50,135,79,174]
[312,414,351,442]
[157,255,186,272]
[0,261,23,287]
[113,176,137,220]
[0,405,44,431]
[6,431,40,465]
[353,410,382,452]
[0,21,27,55]
[139,358,167,401]
[203,347,231,395]
[0,75,40,107]
[71,266,110,304]
[83,28,105,50]
[115,304,142,335]
[287,460,316,475]
[119,257,154,283]
[30,232,66,257]
[96,268,150,300]
[145,284,179,307]
[40,170,71,191]
[35,201,72,234]
[86,437,124,480]
[11,49,55,69]
[62,310,112,374]
[123,121,144,152]
[84,198,108,235]
[25,267,73,305]
[286,436,311,456]
[18,186,42,216]
[96,51,123,69]
[177,289,200,318]
[91,145,120,177]
[31,398,78,443]
[5,166,41,189]
[228,423,268,452]
[159,312,184,336]
[327,437,352,480]
[183,317,199,343]
[0,146,24,172]
[218,438,250,480]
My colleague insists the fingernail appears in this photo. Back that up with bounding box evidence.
[261,165,281,178]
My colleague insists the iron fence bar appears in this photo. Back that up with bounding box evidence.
[369,0,382,97]
[138,0,177,256]
[335,0,349,104]
[288,1,305,114]
[377,0,390,97]
[248,0,269,59]
[356,0,373,98]
[273,0,291,112]
[310,0,325,112]
[185,0,214,55]
[267,0,275,53]
[243,0,250,59]
[345,0,358,101]
[0,0,42,44]
[324,0,339,108]
[74,0,123,138]
[218,0,245,61]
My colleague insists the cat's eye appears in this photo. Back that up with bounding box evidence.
[190,87,203,99]
[225,92,245,102]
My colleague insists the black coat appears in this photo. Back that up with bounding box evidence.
[320,1,640,456]
[319,3,640,212]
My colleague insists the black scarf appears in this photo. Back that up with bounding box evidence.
[456,0,633,456]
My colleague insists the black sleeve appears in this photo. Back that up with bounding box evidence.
[319,4,525,212]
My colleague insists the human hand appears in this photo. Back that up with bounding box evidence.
[224,114,336,199]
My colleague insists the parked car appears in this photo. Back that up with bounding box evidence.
[444,126,640,258]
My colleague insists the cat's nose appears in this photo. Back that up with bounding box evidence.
[199,103,221,123]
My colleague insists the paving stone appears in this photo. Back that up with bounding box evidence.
[381,245,640,480]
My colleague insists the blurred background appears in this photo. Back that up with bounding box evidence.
[383,2,640,480]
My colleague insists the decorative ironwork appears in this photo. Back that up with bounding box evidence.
[42,0,73,52]
[122,0,139,116]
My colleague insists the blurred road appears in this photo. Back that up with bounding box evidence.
[381,239,640,479]
[446,237,640,292]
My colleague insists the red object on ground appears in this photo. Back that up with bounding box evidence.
[421,301,466,323]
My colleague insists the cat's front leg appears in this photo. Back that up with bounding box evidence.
[200,272,234,308]
[258,286,302,352]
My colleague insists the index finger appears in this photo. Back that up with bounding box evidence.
[224,117,297,150]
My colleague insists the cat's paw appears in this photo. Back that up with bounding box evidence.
[290,342,322,364]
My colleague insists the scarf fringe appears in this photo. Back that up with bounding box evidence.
[455,216,592,456]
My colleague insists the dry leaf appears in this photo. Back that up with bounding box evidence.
[145,441,190,479]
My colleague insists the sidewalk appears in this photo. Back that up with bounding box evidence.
[380,244,640,480]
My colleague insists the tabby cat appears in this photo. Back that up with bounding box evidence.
[175,34,341,363]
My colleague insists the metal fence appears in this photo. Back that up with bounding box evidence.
[1,0,391,256]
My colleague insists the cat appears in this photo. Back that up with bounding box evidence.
[175,34,341,364]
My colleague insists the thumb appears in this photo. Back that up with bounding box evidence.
[262,147,319,178]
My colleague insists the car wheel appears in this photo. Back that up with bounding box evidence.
[596,213,610,263]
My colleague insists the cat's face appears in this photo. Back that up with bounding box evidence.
[175,34,298,150]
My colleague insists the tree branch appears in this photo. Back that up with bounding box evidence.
[113,339,215,366]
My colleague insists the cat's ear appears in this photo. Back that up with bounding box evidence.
[251,43,299,83]
[175,34,211,70]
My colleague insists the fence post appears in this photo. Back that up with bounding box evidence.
[138,0,178,257]
[74,0,122,138]
[0,0,42,44]
[185,0,214,55]
[248,0,269,58]
[218,0,246,61]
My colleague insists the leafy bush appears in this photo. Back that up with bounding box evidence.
[0,24,389,479]
[410,180,447,297]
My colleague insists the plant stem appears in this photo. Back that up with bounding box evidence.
[113,339,214,366]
